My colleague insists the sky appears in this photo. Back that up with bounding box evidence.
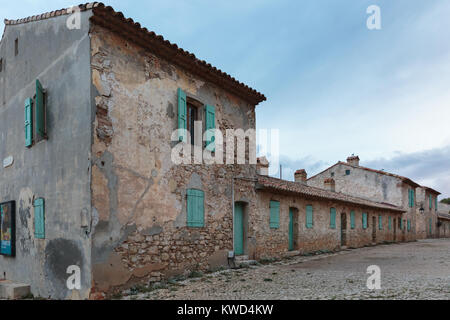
[1,0,449,198]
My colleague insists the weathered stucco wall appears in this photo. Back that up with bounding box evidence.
[89,25,257,296]
[0,12,93,299]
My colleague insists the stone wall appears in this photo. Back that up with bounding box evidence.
[89,25,257,295]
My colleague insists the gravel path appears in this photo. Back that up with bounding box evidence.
[123,239,450,300]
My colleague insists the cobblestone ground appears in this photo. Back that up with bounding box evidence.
[123,239,450,300]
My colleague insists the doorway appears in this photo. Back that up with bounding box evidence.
[341,212,347,246]
[393,218,397,242]
[234,202,247,256]
[288,208,298,251]
[372,216,377,243]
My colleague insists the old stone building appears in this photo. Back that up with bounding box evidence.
[0,3,447,300]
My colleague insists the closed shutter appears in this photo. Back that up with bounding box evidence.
[429,218,432,234]
[429,195,432,210]
[187,189,204,227]
[435,197,438,212]
[362,213,368,229]
[407,219,411,231]
[177,88,187,142]
[269,201,280,229]
[379,215,382,230]
[205,105,216,152]
[36,79,46,138]
[25,98,33,147]
[306,205,313,229]
[411,189,415,208]
[330,208,336,229]
[350,211,355,229]
[34,198,45,239]
[400,219,403,230]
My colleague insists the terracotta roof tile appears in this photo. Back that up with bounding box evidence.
[257,175,405,213]
[3,2,266,105]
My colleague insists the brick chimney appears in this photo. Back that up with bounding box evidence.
[324,178,336,192]
[347,155,360,166]
[257,157,269,176]
[295,169,307,185]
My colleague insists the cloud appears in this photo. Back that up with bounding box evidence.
[363,145,450,198]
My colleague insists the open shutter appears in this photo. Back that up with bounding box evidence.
[350,211,355,229]
[204,105,216,152]
[330,208,336,229]
[269,201,280,229]
[25,98,33,147]
[34,198,45,239]
[36,79,46,138]
[306,205,313,229]
[187,189,204,227]
[177,88,187,142]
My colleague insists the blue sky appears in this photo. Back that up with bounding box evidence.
[2,1,449,198]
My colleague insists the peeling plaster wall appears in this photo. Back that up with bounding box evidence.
[0,13,93,299]
[89,25,257,295]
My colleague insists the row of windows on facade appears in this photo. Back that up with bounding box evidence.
[408,189,438,211]
[269,200,413,232]
[186,192,415,233]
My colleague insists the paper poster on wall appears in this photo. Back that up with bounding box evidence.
[0,201,15,257]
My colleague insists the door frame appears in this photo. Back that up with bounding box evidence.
[234,202,248,256]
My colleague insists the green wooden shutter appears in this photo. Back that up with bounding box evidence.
[36,79,46,138]
[25,98,33,147]
[435,197,438,212]
[379,215,382,230]
[330,208,336,229]
[407,219,411,231]
[429,195,432,210]
[34,198,45,239]
[177,88,187,142]
[400,219,403,230]
[388,216,392,230]
[362,213,367,229]
[269,201,280,229]
[411,189,415,208]
[306,205,313,229]
[350,211,355,229]
[429,218,432,234]
[187,189,204,227]
[205,105,216,152]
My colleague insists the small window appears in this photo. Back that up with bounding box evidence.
[15,38,19,56]
[269,200,280,229]
[187,189,204,228]
[330,208,336,229]
[345,170,351,176]
[187,102,198,145]
[331,172,335,177]
[0,58,3,72]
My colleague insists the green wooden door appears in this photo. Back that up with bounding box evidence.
[289,209,294,251]
[234,203,244,256]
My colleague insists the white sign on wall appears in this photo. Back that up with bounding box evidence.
[3,156,13,168]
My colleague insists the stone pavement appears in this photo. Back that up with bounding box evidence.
[123,239,450,300]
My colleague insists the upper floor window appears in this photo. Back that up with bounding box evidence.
[0,58,3,72]
[345,170,351,175]
[15,38,19,56]
[187,102,198,145]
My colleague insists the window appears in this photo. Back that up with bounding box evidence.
[306,205,313,229]
[398,218,402,230]
[345,170,351,176]
[269,201,280,229]
[331,172,335,177]
[330,208,336,229]
[435,197,438,212]
[429,195,432,210]
[378,215,382,230]
[24,79,47,147]
[187,102,198,145]
[350,211,355,229]
[15,38,18,56]
[187,189,204,228]
[407,219,411,231]
[0,58,3,72]
[34,198,45,239]
[362,213,368,229]
[429,218,432,234]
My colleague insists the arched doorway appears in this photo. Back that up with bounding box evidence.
[341,212,347,247]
